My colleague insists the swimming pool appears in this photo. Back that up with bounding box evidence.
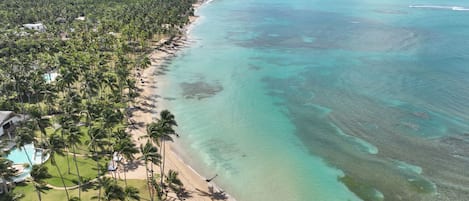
[6,144,49,182]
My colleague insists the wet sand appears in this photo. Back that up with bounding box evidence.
[124,1,235,200]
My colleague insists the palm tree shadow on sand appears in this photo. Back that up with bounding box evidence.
[164,187,192,201]
[195,186,228,201]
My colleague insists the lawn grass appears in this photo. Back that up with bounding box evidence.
[76,125,93,155]
[14,179,153,201]
[36,124,94,155]
[44,154,100,187]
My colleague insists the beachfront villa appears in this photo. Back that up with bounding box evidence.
[22,23,46,32]
[0,112,48,193]
[0,111,21,140]
[43,71,59,83]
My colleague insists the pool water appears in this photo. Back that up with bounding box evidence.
[6,144,48,182]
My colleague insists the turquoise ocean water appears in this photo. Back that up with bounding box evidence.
[158,0,469,200]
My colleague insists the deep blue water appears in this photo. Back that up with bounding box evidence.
[158,0,469,200]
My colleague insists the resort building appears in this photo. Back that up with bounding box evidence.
[0,111,21,139]
[22,23,46,32]
[43,71,59,83]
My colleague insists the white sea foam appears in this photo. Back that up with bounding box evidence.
[409,5,469,11]
[331,123,379,154]
[205,0,215,4]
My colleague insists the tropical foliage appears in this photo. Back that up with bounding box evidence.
[0,0,191,200]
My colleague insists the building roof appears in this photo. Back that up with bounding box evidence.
[23,23,44,27]
[0,111,17,125]
[23,23,46,31]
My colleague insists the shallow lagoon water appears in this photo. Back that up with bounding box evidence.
[159,0,469,200]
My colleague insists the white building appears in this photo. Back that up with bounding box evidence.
[0,111,21,139]
[43,71,59,83]
[23,23,46,32]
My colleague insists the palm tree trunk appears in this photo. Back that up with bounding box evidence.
[1,181,8,194]
[54,162,70,201]
[94,146,102,201]
[123,162,127,188]
[93,154,102,201]
[66,149,71,174]
[61,130,71,174]
[35,183,42,201]
[23,146,33,166]
[39,129,47,163]
[145,161,153,201]
[160,140,166,194]
[72,146,82,199]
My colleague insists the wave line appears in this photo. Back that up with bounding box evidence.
[409,5,469,11]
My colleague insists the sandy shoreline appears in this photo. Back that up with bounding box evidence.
[125,1,236,201]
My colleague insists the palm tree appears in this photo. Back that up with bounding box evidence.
[56,57,79,94]
[57,110,80,175]
[28,106,50,141]
[99,177,125,201]
[140,122,161,194]
[100,105,123,153]
[65,122,84,199]
[138,56,151,71]
[165,169,183,199]
[29,164,51,201]
[45,133,70,201]
[113,130,138,187]
[156,110,178,193]
[87,125,108,201]
[0,158,18,194]
[0,191,24,201]
[139,140,161,201]
[41,87,58,114]
[124,186,140,201]
[28,106,51,162]
[14,122,36,166]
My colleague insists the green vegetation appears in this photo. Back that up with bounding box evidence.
[0,0,192,200]
[43,154,97,187]
[12,179,152,201]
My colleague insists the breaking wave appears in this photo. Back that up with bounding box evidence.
[409,5,469,11]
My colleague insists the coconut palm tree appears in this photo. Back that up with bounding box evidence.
[28,106,51,162]
[140,122,162,191]
[57,98,81,174]
[29,164,51,201]
[28,106,50,137]
[14,122,36,166]
[56,57,79,94]
[45,133,70,201]
[56,117,72,175]
[65,122,84,199]
[0,158,17,194]
[87,125,108,201]
[165,169,183,193]
[0,191,24,201]
[113,130,138,187]
[124,186,140,201]
[139,140,161,201]
[41,87,58,114]
[156,110,178,193]
[99,176,125,201]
